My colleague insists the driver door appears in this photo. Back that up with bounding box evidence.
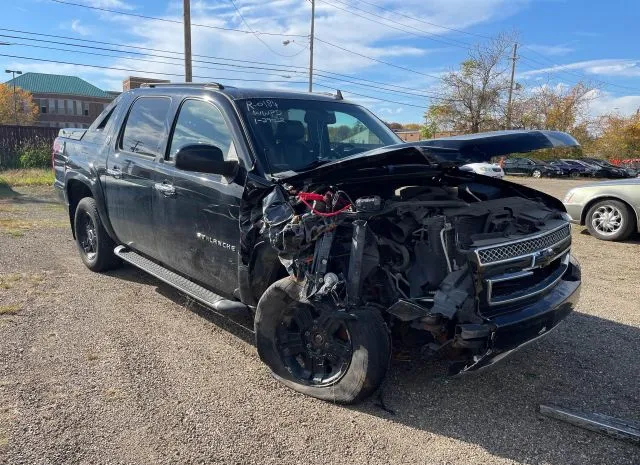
[154,98,243,297]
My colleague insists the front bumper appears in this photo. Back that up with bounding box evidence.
[453,256,581,374]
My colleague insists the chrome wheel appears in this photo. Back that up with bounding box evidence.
[592,205,623,235]
[77,212,98,260]
[532,169,542,178]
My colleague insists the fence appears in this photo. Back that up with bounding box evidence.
[0,125,60,169]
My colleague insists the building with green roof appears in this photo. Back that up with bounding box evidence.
[3,72,118,129]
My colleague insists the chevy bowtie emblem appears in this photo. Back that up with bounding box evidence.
[532,247,556,268]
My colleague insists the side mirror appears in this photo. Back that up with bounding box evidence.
[174,144,238,177]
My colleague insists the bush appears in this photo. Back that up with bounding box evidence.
[17,142,51,169]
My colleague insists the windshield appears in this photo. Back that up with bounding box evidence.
[238,98,401,173]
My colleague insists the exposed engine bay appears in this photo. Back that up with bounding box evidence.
[259,172,571,368]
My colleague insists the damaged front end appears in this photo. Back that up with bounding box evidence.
[258,158,580,374]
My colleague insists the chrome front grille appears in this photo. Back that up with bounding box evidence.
[476,224,571,266]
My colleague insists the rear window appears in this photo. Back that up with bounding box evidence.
[120,97,171,157]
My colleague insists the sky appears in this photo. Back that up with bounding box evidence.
[2,0,640,123]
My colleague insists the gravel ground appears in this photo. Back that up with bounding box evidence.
[0,179,638,465]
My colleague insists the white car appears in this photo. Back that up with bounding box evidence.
[460,162,505,178]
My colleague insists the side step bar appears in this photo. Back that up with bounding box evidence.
[114,246,248,312]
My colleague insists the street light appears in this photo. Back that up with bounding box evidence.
[5,69,22,126]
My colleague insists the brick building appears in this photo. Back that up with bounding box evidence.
[3,72,117,129]
[122,76,170,91]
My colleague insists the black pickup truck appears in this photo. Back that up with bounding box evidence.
[54,83,581,404]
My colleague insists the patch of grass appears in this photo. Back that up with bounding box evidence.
[0,218,31,237]
[0,273,43,290]
[0,204,24,213]
[0,305,20,315]
[0,217,68,236]
[0,169,55,187]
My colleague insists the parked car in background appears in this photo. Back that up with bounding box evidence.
[503,157,565,177]
[560,159,602,177]
[563,178,640,241]
[549,159,590,177]
[581,157,632,178]
[460,162,504,178]
[612,158,640,177]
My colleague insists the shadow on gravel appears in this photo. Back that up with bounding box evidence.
[578,228,640,244]
[105,264,639,463]
[355,311,640,463]
[106,264,255,345]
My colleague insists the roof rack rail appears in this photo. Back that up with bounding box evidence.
[140,82,225,90]
[316,89,344,100]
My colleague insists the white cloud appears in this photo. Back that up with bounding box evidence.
[70,19,91,36]
[521,59,640,78]
[79,0,135,10]
[526,43,574,56]
[587,89,640,118]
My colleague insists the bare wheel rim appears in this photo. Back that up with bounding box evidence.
[77,211,98,260]
[275,302,352,387]
[533,170,542,178]
[592,205,624,235]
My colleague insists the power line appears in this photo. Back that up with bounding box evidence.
[0,53,307,84]
[0,33,304,75]
[227,0,309,58]
[315,37,440,79]
[50,0,306,37]
[353,0,492,40]
[2,41,301,79]
[0,27,301,71]
[0,28,449,99]
[46,2,442,88]
[320,0,473,50]
[518,49,640,93]
[313,82,428,108]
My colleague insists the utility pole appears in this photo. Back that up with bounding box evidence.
[183,0,193,82]
[308,0,315,92]
[5,69,22,126]
[505,42,518,130]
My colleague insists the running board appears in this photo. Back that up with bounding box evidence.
[114,246,248,312]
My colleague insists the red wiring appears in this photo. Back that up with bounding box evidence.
[297,193,352,217]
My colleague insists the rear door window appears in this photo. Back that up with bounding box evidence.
[120,97,171,157]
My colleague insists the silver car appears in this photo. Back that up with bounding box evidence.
[563,179,640,241]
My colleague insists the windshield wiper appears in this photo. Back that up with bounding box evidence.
[296,159,331,171]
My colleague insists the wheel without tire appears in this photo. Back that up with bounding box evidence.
[586,199,636,241]
[532,169,542,178]
[74,197,121,271]
[255,278,390,404]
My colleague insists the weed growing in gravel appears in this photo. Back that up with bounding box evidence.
[0,169,55,187]
[0,217,68,237]
[0,305,20,315]
[0,273,44,290]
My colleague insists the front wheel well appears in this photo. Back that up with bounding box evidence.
[581,196,638,230]
[66,180,93,238]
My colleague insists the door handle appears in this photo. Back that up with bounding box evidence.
[154,182,176,196]
[106,167,122,179]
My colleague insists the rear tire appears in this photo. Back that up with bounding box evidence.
[74,197,121,271]
[586,199,635,241]
[532,169,542,178]
[255,278,390,404]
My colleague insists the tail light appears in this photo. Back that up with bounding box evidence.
[52,137,63,170]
